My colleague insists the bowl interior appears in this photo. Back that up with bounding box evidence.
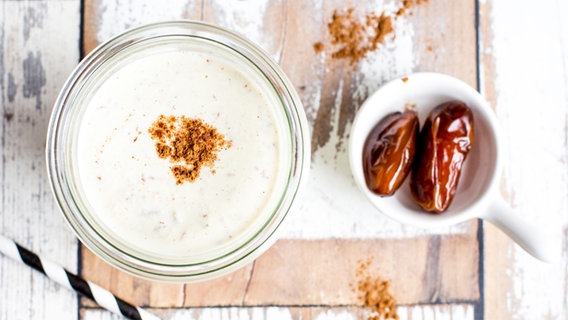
[349,73,500,227]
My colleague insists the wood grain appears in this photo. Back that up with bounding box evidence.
[0,0,81,319]
[479,0,568,319]
[410,0,477,80]
[83,238,479,307]
[83,0,203,54]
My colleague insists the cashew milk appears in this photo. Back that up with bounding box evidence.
[76,44,282,258]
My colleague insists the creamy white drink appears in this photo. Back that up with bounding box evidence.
[75,44,282,259]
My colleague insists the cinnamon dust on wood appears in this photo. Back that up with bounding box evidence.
[355,258,399,320]
[315,0,429,64]
[148,115,231,184]
[313,42,324,53]
[326,9,393,65]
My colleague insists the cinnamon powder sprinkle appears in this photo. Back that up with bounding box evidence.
[326,8,393,65]
[313,41,324,53]
[396,0,412,17]
[148,115,231,185]
[356,259,399,320]
[316,1,429,64]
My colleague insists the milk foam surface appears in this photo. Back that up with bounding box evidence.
[76,47,280,258]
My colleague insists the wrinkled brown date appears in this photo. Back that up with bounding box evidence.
[363,110,419,196]
[410,101,474,213]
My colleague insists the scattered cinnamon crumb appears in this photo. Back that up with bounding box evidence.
[313,42,324,53]
[396,0,412,17]
[401,76,409,83]
[133,136,138,142]
[148,115,231,184]
[355,258,399,320]
[398,0,429,16]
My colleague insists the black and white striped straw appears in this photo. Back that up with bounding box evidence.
[0,234,160,320]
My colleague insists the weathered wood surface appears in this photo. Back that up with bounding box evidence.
[479,0,568,319]
[82,237,479,308]
[0,0,566,319]
[0,0,81,319]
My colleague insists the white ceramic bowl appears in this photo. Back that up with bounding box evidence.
[349,72,557,262]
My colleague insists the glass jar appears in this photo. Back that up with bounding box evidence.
[46,21,310,282]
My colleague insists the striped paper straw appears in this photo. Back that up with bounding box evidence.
[0,234,160,320]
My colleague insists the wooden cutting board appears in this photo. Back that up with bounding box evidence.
[80,1,481,318]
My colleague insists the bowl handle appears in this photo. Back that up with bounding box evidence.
[482,197,559,263]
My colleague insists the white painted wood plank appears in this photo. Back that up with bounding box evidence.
[480,0,568,318]
[88,0,201,48]
[82,304,475,320]
[0,1,80,319]
[205,0,284,61]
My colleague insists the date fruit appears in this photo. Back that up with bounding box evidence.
[410,101,474,213]
[363,110,419,196]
